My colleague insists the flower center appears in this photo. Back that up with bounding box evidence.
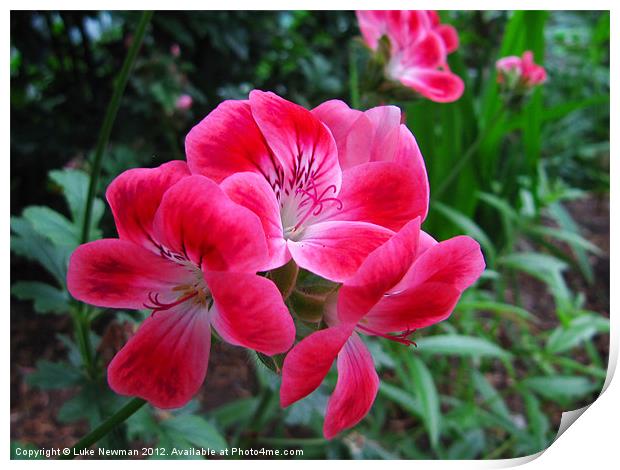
[281,177,342,240]
[144,247,212,314]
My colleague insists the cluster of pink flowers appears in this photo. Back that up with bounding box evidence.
[496,50,547,91]
[356,10,464,103]
[68,90,484,438]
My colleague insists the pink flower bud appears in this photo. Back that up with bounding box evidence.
[175,94,193,111]
[170,43,181,57]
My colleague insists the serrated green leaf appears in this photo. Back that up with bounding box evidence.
[11,281,69,314]
[11,216,71,287]
[22,206,79,247]
[26,360,83,390]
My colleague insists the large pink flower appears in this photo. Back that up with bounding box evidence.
[67,161,295,408]
[280,218,485,438]
[185,90,429,282]
[496,50,547,89]
[356,10,464,103]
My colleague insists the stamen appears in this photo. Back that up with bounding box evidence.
[293,179,343,231]
[143,291,198,315]
[357,324,418,347]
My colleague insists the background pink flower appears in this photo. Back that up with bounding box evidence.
[175,94,193,110]
[356,10,464,103]
[496,50,547,89]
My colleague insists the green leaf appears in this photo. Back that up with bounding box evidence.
[522,376,598,403]
[10,216,72,287]
[525,225,602,256]
[521,390,550,453]
[162,415,227,452]
[11,281,70,314]
[49,168,105,240]
[26,360,83,390]
[378,382,422,416]
[415,335,512,359]
[472,370,512,422]
[210,397,257,429]
[457,300,536,325]
[446,429,485,460]
[547,202,596,284]
[546,315,609,354]
[408,356,441,448]
[22,206,79,247]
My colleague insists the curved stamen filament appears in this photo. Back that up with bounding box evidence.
[143,291,198,314]
[293,180,343,231]
[357,324,418,347]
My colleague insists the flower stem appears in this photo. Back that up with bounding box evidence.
[59,398,147,459]
[79,10,154,244]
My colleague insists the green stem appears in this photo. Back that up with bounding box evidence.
[71,307,96,378]
[59,398,147,459]
[80,11,153,244]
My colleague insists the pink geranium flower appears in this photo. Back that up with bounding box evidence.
[356,10,464,103]
[496,51,547,89]
[67,161,295,408]
[280,218,485,438]
[185,90,429,282]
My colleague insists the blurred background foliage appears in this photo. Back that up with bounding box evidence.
[11,10,609,460]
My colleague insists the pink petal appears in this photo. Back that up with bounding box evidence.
[398,235,486,291]
[401,31,445,70]
[106,161,190,251]
[312,100,373,169]
[400,68,465,103]
[363,281,462,332]
[355,10,388,50]
[287,221,394,282]
[426,10,440,26]
[436,24,459,53]
[249,90,342,197]
[220,172,290,270]
[185,100,280,184]
[364,105,402,163]
[363,235,485,333]
[317,161,428,230]
[323,333,379,439]
[153,175,269,273]
[107,301,211,409]
[337,218,420,324]
[386,10,431,51]
[206,271,295,355]
[280,324,353,407]
[67,239,192,310]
